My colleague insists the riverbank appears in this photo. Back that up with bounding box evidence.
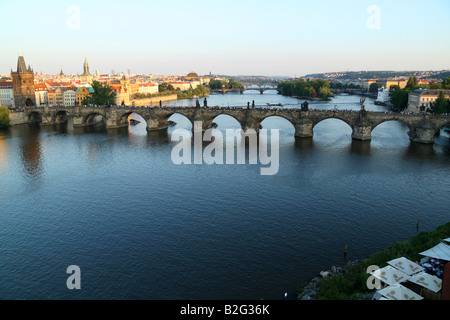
[297,222,450,300]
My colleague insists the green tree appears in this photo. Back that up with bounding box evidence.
[389,86,409,112]
[441,76,450,89]
[430,82,442,89]
[369,82,380,93]
[0,106,11,128]
[319,86,333,99]
[159,82,175,92]
[430,91,450,114]
[83,81,117,105]
[406,76,418,89]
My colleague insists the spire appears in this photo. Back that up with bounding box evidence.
[82,57,91,76]
[16,56,28,73]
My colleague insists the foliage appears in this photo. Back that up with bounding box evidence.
[278,79,333,100]
[314,222,450,300]
[430,91,450,114]
[0,106,11,128]
[389,86,410,112]
[82,81,117,105]
[177,85,210,99]
[159,83,175,93]
[209,78,244,90]
[442,76,450,89]
[406,76,418,89]
[369,82,381,93]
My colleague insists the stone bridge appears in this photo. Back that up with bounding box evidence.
[19,106,450,144]
[211,87,279,94]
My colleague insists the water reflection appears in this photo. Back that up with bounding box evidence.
[350,140,371,156]
[294,137,313,150]
[20,125,43,179]
[0,134,8,175]
[405,142,436,158]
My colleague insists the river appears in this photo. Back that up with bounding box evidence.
[0,91,449,299]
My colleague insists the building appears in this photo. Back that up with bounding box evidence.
[381,79,408,89]
[376,87,391,103]
[111,85,130,106]
[138,83,159,95]
[167,81,192,91]
[0,81,14,107]
[48,88,63,106]
[11,56,36,107]
[76,86,94,105]
[63,87,77,106]
[407,89,450,112]
[185,72,199,81]
[34,83,48,106]
[80,58,93,84]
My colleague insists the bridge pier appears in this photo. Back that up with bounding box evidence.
[146,117,168,131]
[352,124,372,141]
[408,123,436,144]
[294,119,313,138]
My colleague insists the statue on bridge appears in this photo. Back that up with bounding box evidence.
[301,101,309,111]
[360,98,366,111]
[203,98,207,108]
[196,99,200,108]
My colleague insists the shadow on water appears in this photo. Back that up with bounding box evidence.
[404,142,436,158]
[294,137,313,150]
[349,139,371,156]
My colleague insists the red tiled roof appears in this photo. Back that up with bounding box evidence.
[0,81,13,88]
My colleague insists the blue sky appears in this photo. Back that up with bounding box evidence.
[1,0,449,76]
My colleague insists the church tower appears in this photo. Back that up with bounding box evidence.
[11,56,36,107]
[80,57,93,84]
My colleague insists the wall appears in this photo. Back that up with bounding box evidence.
[9,112,29,125]
[131,94,178,106]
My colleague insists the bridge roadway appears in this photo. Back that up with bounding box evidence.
[19,105,450,144]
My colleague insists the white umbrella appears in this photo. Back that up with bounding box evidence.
[387,257,424,275]
[371,265,411,286]
[378,284,423,301]
[409,272,442,293]
[419,242,450,261]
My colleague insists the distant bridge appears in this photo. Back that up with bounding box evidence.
[211,86,280,94]
[12,105,450,144]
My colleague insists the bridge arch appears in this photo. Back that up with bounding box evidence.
[84,112,105,126]
[371,118,413,132]
[312,116,354,131]
[209,114,243,130]
[158,112,194,130]
[53,110,69,124]
[258,114,296,128]
[28,111,42,124]
[118,111,147,127]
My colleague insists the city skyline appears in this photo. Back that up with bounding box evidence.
[1,0,450,76]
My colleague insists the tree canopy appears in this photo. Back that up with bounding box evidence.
[278,79,333,99]
[430,91,450,114]
[82,81,117,105]
[209,78,244,90]
[0,106,11,128]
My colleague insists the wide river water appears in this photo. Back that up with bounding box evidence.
[0,90,449,299]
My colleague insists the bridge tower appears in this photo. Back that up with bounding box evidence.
[11,56,36,108]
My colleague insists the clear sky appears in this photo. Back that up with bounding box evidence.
[1,0,449,77]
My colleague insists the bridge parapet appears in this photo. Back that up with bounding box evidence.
[16,106,450,144]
